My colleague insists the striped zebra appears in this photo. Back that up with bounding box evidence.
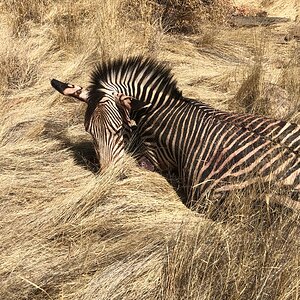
[51,56,300,210]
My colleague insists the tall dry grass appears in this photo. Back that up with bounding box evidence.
[278,46,300,123]
[0,0,299,299]
[229,32,268,115]
[157,0,233,33]
[229,31,300,121]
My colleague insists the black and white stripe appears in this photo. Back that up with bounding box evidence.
[87,56,300,209]
[85,95,125,170]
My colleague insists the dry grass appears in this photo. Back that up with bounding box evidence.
[228,32,268,115]
[0,0,299,299]
[230,35,300,120]
[278,46,300,122]
[2,0,50,36]
[153,0,234,34]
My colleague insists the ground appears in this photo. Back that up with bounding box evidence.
[0,0,299,299]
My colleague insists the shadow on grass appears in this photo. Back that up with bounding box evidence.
[67,140,99,173]
[43,121,99,173]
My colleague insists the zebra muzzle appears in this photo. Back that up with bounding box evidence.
[138,157,155,171]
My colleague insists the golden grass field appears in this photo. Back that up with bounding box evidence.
[0,0,300,299]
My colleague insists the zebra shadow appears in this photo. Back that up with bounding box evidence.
[67,140,99,173]
[43,121,99,173]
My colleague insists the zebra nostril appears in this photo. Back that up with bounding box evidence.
[50,79,59,89]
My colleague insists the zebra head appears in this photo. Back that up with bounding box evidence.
[51,78,133,172]
[51,56,178,172]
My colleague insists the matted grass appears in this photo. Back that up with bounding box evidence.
[0,0,299,299]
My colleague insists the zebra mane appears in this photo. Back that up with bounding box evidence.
[88,56,182,105]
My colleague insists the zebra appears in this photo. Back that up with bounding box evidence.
[51,56,300,210]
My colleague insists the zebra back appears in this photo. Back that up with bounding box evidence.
[214,110,300,154]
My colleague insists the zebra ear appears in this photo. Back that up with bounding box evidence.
[51,78,89,103]
[114,93,151,112]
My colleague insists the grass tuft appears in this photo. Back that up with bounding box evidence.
[2,0,50,36]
